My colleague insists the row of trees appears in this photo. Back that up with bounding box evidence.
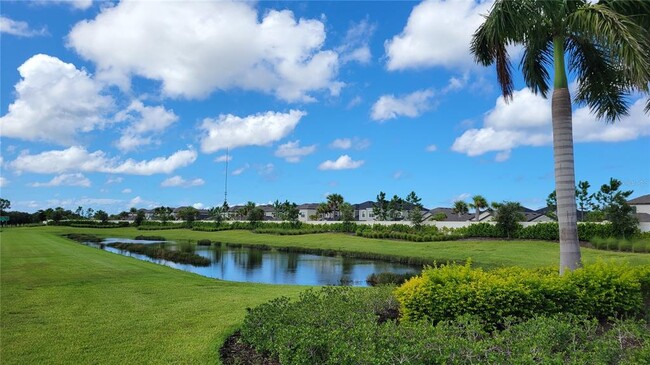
[372,191,424,227]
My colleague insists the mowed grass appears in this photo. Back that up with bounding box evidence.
[40,225,650,269]
[2,226,649,364]
[0,227,305,365]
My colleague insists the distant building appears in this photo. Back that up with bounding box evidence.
[629,194,650,222]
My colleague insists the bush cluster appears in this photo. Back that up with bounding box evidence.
[395,262,650,328]
[251,228,330,235]
[366,272,418,286]
[107,242,210,266]
[235,286,650,365]
[52,220,130,228]
[356,230,461,242]
[134,235,166,241]
[196,239,213,246]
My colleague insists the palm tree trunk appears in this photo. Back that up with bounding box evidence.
[552,88,581,274]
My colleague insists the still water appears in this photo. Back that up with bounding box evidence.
[87,238,421,287]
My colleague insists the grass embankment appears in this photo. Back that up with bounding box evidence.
[0,228,305,365]
[3,226,649,364]
[39,225,650,269]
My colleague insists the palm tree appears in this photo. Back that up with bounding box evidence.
[469,195,488,222]
[326,193,344,220]
[471,0,649,274]
[452,200,469,218]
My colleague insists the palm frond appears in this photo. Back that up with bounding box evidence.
[470,0,540,100]
[568,4,650,88]
[520,33,553,97]
[566,35,628,122]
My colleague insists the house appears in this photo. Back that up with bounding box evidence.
[297,203,319,222]
[629,194,650,222]
[354,201,375,221]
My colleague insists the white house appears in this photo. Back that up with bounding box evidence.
[297,203,319,222]
[354,201,375,221]
[629,194,650,223]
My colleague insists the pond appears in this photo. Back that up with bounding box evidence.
[85,238,421,287]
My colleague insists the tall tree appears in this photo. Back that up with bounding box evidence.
[452,200,469,218]
[0,198,10,216]
[373,191,389,221]
[316,203,331,221]
[93,210,109,223]
[388,195,404,221]
[471,0,650,273]
[469,195,488,222]
[546,190,558,221]
[593,178,638,238]
[576,180,592,221]
[493,201,526,240]
[176,207,199,227]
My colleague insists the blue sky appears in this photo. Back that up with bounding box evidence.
[1,0,649,214]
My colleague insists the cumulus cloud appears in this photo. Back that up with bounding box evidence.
[68,1,341,102]
[0,54,113,145]
[122,188,132,193]
[10,146,197,175]
[318,155,364,170]
[451,88,650,161]
[0,16,47,37]
[371,89,434,121]
[115,100,178,151]
[200,110,305,153]
[385,0,492,71]
[0,177,8,188]
[161,175,205,188]
[31,173,91,187]
[275,140,316,162]
[106,177,123,184]
[425,144,438,152]
[329,137,370,150]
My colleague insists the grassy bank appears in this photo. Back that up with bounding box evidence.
[37,226,650,269]
[0,227,305,364]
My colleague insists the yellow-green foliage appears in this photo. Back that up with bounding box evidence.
[395,262,650,327]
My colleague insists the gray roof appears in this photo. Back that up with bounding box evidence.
[629,194,650,205]
[298,203,320,209]
[354,201,375,210]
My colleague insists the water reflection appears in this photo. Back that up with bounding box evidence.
[86,238,421,287]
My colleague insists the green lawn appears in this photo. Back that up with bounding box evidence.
[2,226,649,364]
[0,227,305,364]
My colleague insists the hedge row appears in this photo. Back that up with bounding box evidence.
[251,228,330,235]
[455,222,618,241]
[356,230,462,242]
[236,286,650,365]
[591,237,650,253]
[395,262,650,328]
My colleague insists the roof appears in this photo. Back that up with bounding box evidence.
[629,194,650,205]
[297,203,320,209]
[354,201,375,210]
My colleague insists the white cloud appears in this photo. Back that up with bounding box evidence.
[106,177,123,184]
[338,19,376,64]
[161,175,205,188]
[200,110,305,153]
[115,100,178,151]
[0,54,113,145]
[275,140,316,162]
[451,193,471,202]
[346,96,363,109]
[329,137,370,150]
[31,173,91,187]
[371,89,434,121]
[192,202,205,209]
[10,146,197,175]
[232,164,249,176]
[256,163,276,180]
[451,88,650,160]
[122,188,132,194]
[425,144,438,152]
[318,155,364,170]
[385,0,493,71]
[68,1,341,102]
[0,16,46,37]
[215,155,232,163]
[0,177,8,188]
[393,170,404,179]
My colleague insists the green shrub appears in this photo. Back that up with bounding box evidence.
[196,239,212,246]
[107,242,210,266]
[367,272,418,286]
[235,286,650,365]
[395,262,649,328]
